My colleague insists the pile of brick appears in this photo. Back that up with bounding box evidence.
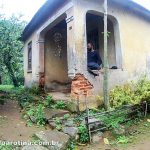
[71,74,93,100]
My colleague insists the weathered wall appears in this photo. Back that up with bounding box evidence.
[24,32,39,87]
[24,0,150,105]
[72,0,150,97]
[44,21,71,91]
[23,1,73,88]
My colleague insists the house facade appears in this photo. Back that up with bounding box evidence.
[22,0,150,110]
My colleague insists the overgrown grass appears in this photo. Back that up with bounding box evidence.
[108,115,150,148]
[0,85,23,93]
[109,76,150,108]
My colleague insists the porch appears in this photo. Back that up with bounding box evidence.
[36,6,123,110]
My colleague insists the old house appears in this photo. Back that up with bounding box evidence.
[22,0,150,110]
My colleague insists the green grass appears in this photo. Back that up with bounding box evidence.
[0,85,14,91]
[0,85,24,93]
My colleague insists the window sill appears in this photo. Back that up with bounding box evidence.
[27,70,32,73]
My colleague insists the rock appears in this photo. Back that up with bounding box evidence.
[62,127,78,138]
[22,145,48,150]
[64,120,74,127]
[86,117,103,130]
[113,125,125,135]
[66,101,78,112]
[48,120,56,129]
[44,108,70,120]
[35,130,70,150]
[92,132,103,143]
[29,116,36,123]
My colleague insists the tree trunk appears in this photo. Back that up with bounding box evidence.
[6,64,19,87]
[103,0,109,110]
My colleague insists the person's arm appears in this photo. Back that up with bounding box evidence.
[96,51,102,66]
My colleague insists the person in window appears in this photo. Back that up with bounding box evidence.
[87,43,103,75]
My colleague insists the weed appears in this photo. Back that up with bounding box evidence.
[55,117,62,131]
[25,104,46,126]
[63,114,70,120]
[109,76,150,108]
[67,140,77,150]
[55,100,66,109]
[44,95,53,107]
[35,104,45,126]
[117,136,129,144]
[0,144,13,150]
[78,124,89,143]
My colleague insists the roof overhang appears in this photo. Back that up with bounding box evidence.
[21,0,150,42]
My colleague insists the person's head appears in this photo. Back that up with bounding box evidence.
[87,43,94,51]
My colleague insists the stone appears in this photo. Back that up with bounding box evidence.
[29,116,36,123]
[35,130,70,150]
[44,108,70,120]
[48,120,56,129]
[92,132,103,143]
[64,120,74,127]
[86,117,103,130]
[66,101,78,112]
[62,127,78,138]
[22,145,48,150]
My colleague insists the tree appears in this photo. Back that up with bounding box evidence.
[103,0,109,110]
[0,15,26,87]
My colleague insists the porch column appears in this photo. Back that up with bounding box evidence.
[37,37,45,88]
[73,8,87,73]
[38,39,45,73]
[66,8,77,79]
[66,7,87,76]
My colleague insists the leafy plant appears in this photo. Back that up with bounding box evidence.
[0,144,14,150]
[27,86,42,95]
[44,95,53,107]
[35,104,45,126]
[55,100,66,109]
[63,114,70,120]
[109,76,150,108]
[67,140,77,150]
[78,124,89,143]
[25,104,46,126]
[17,91,34,107]
[117,136,129,144]
[55,117,62,131]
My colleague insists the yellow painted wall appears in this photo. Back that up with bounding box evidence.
[24,0,150,93]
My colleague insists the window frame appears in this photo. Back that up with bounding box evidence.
[27,41,32,73]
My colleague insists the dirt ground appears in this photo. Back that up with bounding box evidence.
[79,120,150,150]
[79,139,150,150]
[0,100,150,150]
[0,100,48,142]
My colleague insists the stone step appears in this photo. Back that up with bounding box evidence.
[48,92,71,102]
[22,145,49,150]
[35,130,70,150]
[44,108,70,120]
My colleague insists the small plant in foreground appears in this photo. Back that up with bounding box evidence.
[44,95,53,107]
[63,114,70,120]
[55,100,66,109]
[78,124,89,143]
[25,104,46,126]
[55,117,62,131]
[117,136,129,144]
[35,104,45,126]
[0,144,15,150]
[67,140,77,150]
